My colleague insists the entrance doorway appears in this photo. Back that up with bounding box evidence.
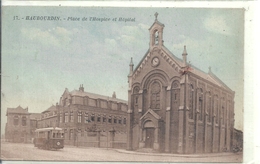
[145,128,155,148]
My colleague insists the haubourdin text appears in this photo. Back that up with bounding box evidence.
[13,16,136,22]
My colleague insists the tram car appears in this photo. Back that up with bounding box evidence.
[34,127,64,150]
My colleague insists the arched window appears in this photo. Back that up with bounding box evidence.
[150,81,161,109]
[198,89,203,121]
[13,116,19,125]
[133,86,139,106]
[189,85,194,119]
[221,97,225,125]
[207,92,212,122]
[214,95,219,123]
[22,116,26,126]
[154,30,159,45]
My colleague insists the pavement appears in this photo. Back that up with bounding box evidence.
[0,142,243,162]
[115,149,242,158]
[70,145,242,158]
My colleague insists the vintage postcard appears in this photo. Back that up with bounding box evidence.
[0,1,257,163]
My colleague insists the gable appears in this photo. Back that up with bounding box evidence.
[132,46,183,84]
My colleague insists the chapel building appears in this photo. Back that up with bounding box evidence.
[126,13,235,154]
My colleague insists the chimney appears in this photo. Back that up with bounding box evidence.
[79,84,84,92]
[112,92,116,99]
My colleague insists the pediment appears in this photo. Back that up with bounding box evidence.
[133,46,184,80]
[140,109,161,121]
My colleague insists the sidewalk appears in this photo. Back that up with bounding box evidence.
[56,143,242,158]
[115,149,242,158]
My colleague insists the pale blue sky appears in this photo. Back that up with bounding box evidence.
[1,7,244,134]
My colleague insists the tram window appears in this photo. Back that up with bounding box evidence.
[61,133,64,138]
[53,133,56,138]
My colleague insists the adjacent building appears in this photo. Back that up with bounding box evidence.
[37,105,58,128]
[126,13,235,154]
[5,106,33,143]
[57,85,128,145]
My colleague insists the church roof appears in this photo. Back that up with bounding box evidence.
[69,89,127,104]
[6,106,29,115]
[42,105,57,113]
[133,46,232,92]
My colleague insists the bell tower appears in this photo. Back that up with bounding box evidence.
[149,12,165,50]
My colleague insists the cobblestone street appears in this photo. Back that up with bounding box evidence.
[1,142,242,162]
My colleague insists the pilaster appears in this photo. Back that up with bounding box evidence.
[165,86,171,153]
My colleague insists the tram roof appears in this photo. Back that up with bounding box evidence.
[35,127,63,132]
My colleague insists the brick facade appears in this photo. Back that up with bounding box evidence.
[126,14,235,154]
[57,85,128,146]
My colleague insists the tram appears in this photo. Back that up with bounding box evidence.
[34,127,64,150]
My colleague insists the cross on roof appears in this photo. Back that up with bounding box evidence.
[155,12,158,20]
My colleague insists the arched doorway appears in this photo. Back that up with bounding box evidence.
[145,128,155,148]
[143,121,155,148]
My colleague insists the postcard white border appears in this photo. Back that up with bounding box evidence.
[1,1,259,164]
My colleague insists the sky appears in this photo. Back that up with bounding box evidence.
[1,7,244,135]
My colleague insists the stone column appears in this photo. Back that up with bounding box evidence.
[212,115,216,153]
[165,85,171,153]
[165,107,171,152]
[138,108,145,148]
[178,107,184,154]
[204,114,208,153]
[219,118,223,152]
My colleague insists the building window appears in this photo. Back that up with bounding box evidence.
[199,97,203,121]
[189,85,194,119]
[70,111,74,122]
[118,118,122,124]
[154,30,159,45]
[214,96,219,124]
[91,114,95,122]
[133,86,139,105]
[123,118,126,124]
[85,113,89,123]
[78,112,82,123]
[65,112,68,123]
[150,81,161,109]
[108,116,112,123]
[114,117,117,124]
[208,95,212,122]
[13,116,19,125]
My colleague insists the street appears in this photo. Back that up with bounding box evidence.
[1,142,242,162]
